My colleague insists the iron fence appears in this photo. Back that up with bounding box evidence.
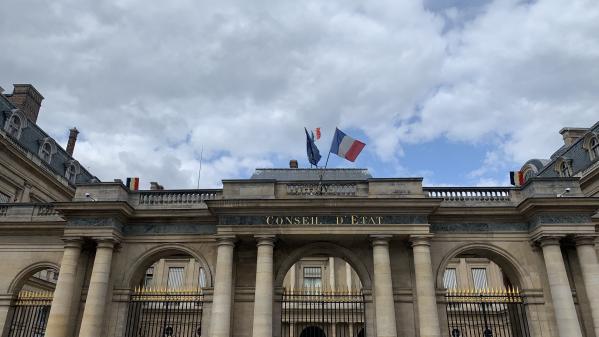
[445,288,530,337]
[281,288,366,337]
[6,291,53,337]
[124,287,204,337]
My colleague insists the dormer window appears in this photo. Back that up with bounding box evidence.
[38,138,57,164]
[64,160,80,184]
[7,115,21,137]
[582,133,599,161]
[3,109,28,139]
[591,137,599,160]
[555,159,573,178]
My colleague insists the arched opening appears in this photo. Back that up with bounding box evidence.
[299,326,326,337]
[280,247,367,337]
[6,266,58,337]
[124,250,208,337]
[438,246,531,337]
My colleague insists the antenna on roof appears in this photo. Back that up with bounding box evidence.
[197,145,204,189]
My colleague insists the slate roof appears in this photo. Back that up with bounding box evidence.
[250,168,373,181]
[536,121,599,178]
[0,94,97,185]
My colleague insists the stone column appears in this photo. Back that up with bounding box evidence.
[210,236,236,337]
[539,237,583,337]
[576,236,599,337]
[252,235,275,337]
[45,238,83,337]
[371,235,397,337]
[410,235,441,337]
[78,239,116,337]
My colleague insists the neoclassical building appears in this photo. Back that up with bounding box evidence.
[1,85,599,337]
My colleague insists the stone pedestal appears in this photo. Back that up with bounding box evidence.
[45,238,83,337]
[210,236,236,337]
[410,235,441,337]
[371,235,398,337]
[252,235,275,337]
[540,237,583,337]
[576,236,599,337]
[78,239,116,337]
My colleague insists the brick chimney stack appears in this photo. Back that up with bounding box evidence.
[6,84,44,123]
[66,127,79,156]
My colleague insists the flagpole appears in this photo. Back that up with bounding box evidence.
[318,128,335,195]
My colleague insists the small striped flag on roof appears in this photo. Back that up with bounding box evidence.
[510,171,524,186]
[330,128,366,162]
[126,177,140,191]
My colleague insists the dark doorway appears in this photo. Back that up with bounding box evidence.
[300,326,326,337]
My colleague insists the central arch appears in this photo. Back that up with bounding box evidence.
[274,241,372,289]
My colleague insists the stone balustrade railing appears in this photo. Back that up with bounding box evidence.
[0,203,62,221]
[286,183,358,196]
[136,190,221,206]
[424,187,513,202]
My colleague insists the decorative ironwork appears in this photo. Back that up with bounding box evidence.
[445,288,531,337]
[281,288,366,337]
[7,291,53,337]
[124,287,204,337]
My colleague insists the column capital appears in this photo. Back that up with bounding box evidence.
[215,235,237,247]
[370,234,392,247]
[536,235,564,247]
[93,238,117,249]
[409,234,434,247]
[575,235,598,247]
[255,234,276,247]
[62,237,83,249]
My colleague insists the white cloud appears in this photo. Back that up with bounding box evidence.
[1,0,598,187]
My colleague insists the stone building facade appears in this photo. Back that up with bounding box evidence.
[1,86,599,337]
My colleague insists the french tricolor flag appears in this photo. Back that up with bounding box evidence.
[330,128,366,162]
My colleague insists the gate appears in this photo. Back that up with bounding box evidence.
[6,291,53,337]
[124,287,203,337]
[445,288,530,337]
[281,288,366,337]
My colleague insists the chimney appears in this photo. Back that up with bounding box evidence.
[559,127,588,146]
[150,182,164,190]
[6,84,44,123]
[289,159,298,169]
[66,127,79,156]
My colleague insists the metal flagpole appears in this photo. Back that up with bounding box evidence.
[318,129,335,195]
[197,146,203,189]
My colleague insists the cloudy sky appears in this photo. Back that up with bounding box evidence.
[1,0,598,188]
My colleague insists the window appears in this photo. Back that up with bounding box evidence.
[303,267,322,288]
[6,114,21,138]
[591,137,599,160]
[144,267,154,287]
[0,192,9,203]
[167,267,185,290]
[471,268,488,290]
[559,161,572,177]
[40,142,52,163]
[199,267,207,288]
[443,268,458,289]
[65,163,78,183]
[523,169,535,181]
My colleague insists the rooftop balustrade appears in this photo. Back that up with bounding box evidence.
[132,189,222,208]
[423,187,515,203]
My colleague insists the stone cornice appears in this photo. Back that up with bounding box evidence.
[205,198,442,216]
[54,201,135,220]
[517,197,599,218]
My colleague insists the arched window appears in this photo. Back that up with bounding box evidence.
[38,138,57,164]
[3,110,27,139]
[559,160,573,177]
[591,137,599,160]
[7,115,21,137]
[64,161,80,184]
